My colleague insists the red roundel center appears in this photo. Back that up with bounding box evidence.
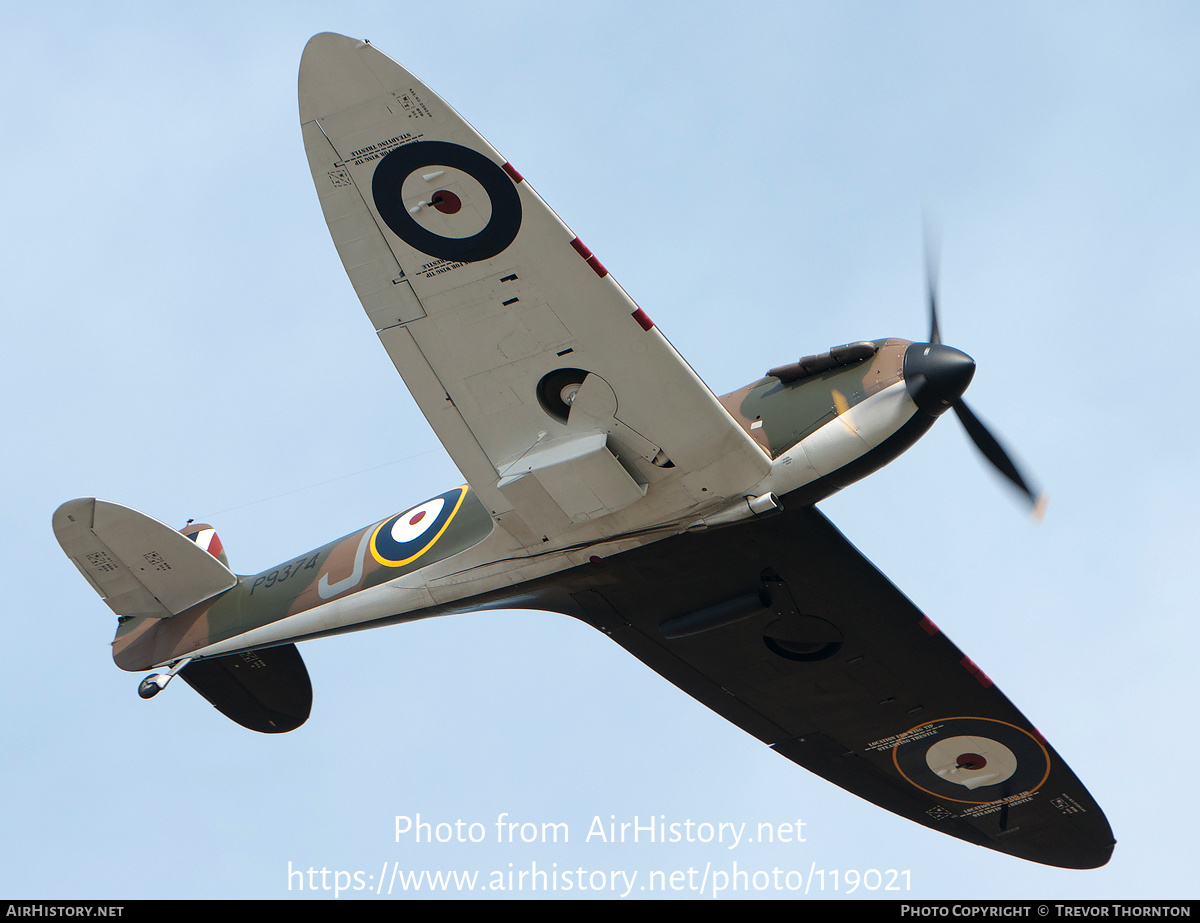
[956,753,987,771]
[431,190,462,214]
[408,510,427,526]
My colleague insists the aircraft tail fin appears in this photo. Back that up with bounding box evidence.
[56,499,313,733]
[179,521,230,569]
[53,498,238,619]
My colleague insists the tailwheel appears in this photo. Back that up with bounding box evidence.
[137,658,192,699]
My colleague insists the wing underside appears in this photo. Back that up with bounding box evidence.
[487,504,1114,869]
[298,33,770,546]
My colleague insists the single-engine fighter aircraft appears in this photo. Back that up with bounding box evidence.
[53,33,1113,870]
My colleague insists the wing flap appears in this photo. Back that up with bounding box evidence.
[53,499,238,619]
[375,324,519,517]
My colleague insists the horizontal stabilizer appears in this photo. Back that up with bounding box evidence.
[53,498,238,619]
[180,645,312,734]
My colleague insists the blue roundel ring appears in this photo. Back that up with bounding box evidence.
[370,486,468,568]
[371,141,522,263]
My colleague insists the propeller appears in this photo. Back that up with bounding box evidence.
[925,230,942,347]
[907,233,1047,520]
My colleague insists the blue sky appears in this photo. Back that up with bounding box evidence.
[2,1,1196,900]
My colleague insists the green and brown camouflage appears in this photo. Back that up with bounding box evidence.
[109,343,913,673]
[719,338,910,457]
[112,485,494,671]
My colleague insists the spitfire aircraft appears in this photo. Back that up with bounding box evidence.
[53,33,1113,870]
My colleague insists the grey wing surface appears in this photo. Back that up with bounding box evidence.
[299,33,770,549]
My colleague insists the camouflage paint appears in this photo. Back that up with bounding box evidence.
[718,338,910,458]
[112,486,494,671]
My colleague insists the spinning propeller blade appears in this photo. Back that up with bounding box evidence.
[926,228,942,346]
[952,399,1046,518]
[920,233,1046,518]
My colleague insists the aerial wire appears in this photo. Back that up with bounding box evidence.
[199,447,444,519]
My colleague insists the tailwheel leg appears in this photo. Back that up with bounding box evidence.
[137,658,193,699]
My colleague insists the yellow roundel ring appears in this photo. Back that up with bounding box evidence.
[891,716,1051,805]
[369,485,468,568]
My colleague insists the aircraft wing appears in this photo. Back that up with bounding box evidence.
[298,34,770,545]
[541,504,1114,869]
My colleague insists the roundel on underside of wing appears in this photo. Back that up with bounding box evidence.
[891,716,1051,804]
[370,485,469,567]
[371,140,522,263]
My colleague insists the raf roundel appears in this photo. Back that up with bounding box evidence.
[370,486,468,568]
[371,140,522,263]
[891,717,1051,805]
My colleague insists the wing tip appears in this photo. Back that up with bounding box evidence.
[299,31,390,123]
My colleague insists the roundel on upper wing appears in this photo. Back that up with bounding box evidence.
[370,486,468,568]
[891,716,1051,804]
[371,140,522,263]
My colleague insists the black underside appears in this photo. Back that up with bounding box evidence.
[225,471,1113,867]
[407,501,1115,870]
[180,643,312,734]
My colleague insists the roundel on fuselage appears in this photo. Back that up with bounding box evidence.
[370,485,468,568]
